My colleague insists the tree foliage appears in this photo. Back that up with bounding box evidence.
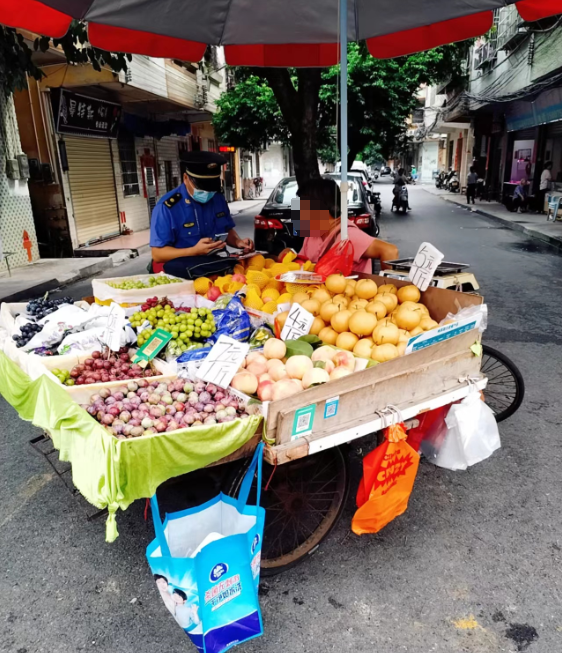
[213,74,288,151]
[213,41,470,183]
[0,21,130,96]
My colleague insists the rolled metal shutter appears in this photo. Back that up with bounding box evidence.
[65,137,120,245]
[547,121,562,138]
[513,128,536,140]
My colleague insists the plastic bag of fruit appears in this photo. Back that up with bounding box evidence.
[92,272,195,307]
[210,296,251,344]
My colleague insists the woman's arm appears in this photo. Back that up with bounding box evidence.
[363,238,399,270]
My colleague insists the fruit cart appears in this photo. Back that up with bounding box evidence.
[0,270,523,573]
[160,273,513,575]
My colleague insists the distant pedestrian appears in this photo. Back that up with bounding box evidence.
[538,161,553,213]
[466,166,478,204]
[512,178,529,212]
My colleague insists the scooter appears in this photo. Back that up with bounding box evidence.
[391,185,409,213]
[372,191,382,217]
[446,171,460,193]
[435,170,447,189]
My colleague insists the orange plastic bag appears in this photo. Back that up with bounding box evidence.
[352,423,420,535]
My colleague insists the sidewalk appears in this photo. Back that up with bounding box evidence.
[0,194,269,303]
[229,196,267,215]
[75,229,151,257]
[0,257,114,303]
[423,185,562,249]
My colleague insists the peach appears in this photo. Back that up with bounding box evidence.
[230,372,258,395]
[285,355,314,380]
[263,338,286,360]
[333,350,355,371]
[246,352,267,366]
[271,378,301,401]
[330,367,353,381]
[246,361,268,377]
[257,379,275,401]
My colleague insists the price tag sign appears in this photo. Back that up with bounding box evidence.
[101,303,126,351]
[198,335,250,389]
[132,328,173,367]
[281,303,314,341]
[408,242,444,291]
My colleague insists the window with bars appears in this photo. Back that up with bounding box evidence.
[118,135,140,196]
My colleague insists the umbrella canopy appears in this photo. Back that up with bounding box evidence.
[2,0,560,240]
[1,0,561,65]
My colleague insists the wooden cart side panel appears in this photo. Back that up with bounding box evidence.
[265,378,487,466]
[274,340,480,444]
[267,329,481,443]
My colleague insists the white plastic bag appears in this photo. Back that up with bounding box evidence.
[433,390,501,470]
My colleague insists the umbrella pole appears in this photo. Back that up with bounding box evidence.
[339,0,348,241]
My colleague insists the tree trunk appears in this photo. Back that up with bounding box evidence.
[262,68,321,187]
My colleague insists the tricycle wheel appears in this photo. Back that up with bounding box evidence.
[224,446,350,576]
[481,345,525,422]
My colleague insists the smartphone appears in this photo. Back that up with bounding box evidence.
[214,233,228,243]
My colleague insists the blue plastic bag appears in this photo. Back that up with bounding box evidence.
[209,295,251,344]
[147,444,265,653]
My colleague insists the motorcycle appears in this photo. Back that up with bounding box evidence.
[372,191,382,217]
[391,185,409,213]
[435,171,447,189]
[447,172,460,193]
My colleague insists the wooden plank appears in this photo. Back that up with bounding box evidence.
[266,377,487,466]
[275,345,478,444]
[267,329,481,443]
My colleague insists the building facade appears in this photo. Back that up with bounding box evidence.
[414,7,562,209]
[11,36,236,259]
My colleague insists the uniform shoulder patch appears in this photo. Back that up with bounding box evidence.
[164,192,182,208]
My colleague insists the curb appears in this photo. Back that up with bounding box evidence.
[432,193,562,251]
[229,199,265,216]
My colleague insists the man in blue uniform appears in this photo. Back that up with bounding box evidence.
[150,151,254,278]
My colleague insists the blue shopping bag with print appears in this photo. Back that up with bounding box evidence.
[146,444,265,653]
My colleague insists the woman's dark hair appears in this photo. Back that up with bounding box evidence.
[154,574,168,583]
[545,161,553,169]
[297,178,341,219]
[173,589,188,601]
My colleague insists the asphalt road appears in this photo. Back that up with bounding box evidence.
[2,183,562,653]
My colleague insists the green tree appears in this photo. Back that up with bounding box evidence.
[0,21,130,96]
[213,74,289,151]
[213,42,470,185]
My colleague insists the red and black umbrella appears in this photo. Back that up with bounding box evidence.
[1,0,559,65]
[1,0,560,235]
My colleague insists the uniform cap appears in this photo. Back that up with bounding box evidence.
[180,151,227,191]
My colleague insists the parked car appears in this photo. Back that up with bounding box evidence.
[349,168,374,200]
[380,166,392,176]
[254,175,378,255]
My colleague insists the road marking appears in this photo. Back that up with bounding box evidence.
[453,615,479,630]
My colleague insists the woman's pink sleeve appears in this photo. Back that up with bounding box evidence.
[349,226,375,262]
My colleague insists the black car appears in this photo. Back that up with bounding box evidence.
[254,175,378,255]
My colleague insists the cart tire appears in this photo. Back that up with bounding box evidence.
[224,446,350,576]
[481,345,525,422]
